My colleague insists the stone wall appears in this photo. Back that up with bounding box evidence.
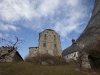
[77,0,100,47]
[0,46,23,62]
[29,47,38,57]
[81,52,91,69]
[92,0,100,17]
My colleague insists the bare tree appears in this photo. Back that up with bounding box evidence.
[0,35,24,62]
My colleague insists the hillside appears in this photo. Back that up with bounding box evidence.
[0,62,99,75]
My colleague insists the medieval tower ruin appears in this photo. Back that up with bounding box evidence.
[29,29,62,57]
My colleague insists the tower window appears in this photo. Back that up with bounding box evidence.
[44,34,46,37]
[54,44,56,47]
[43,43,46,47]
[54,35,56,40]
[44,34,46,40]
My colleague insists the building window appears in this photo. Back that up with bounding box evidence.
[54,44,56,47]
[44,34,46,37]
[43,43,46,47]
[54,35,56,40]
[44,34,46,40]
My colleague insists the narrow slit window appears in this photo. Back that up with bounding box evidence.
[54,35,56,40]
[54,35,56,38]
[54,44,56,47]
[45,34,46,37]
[44,34,46,40]
[43,43,46,47]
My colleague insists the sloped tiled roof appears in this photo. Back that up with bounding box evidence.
[62,44,82,56]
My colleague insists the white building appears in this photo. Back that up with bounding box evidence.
[62,39,81,62]
[62,39,91,69]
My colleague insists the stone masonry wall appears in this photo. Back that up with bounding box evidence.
[77,0,100,47]
[29,47,38,57]
[38,29,62,56]
[92,0,100,17]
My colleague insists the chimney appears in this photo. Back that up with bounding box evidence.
[72,39,76,45]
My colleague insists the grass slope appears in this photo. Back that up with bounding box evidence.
[0,62,99,75]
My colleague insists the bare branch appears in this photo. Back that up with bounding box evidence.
[0,35,24,62]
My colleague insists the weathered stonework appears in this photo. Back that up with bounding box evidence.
[77,0,100,47]
[0,46,23,62]
[29,29,62,57]
[29,47,38,57]
[81,51,91,69]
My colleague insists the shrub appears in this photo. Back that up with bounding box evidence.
[25,54,67,65]
[88,49,100,69]
[24,56,33,63]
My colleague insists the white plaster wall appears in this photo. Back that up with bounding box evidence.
[64,52,79,62]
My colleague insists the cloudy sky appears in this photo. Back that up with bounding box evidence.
[0,0,95,58]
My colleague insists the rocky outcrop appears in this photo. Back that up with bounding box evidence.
[77,0,100,47]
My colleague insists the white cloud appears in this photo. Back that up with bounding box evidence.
[53,0,89,38]
[36,0,60,17]
[0,0,60,22]
[0,23,18,31]
[0,0,34,22]
[5,34,9,37]
[0,33,3,37]
[0,0,93,38]
[65,0,79,6]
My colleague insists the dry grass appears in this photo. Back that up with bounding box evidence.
[0,62,99,75]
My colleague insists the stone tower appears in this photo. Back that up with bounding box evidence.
[29,29,62,57]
